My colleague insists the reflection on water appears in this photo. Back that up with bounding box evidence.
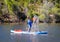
[0,23,60,42]
[10,33,41,42]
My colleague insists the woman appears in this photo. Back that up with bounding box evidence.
[27,17,33,32]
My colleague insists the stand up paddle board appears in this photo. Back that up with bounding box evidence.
[10,30,48,34]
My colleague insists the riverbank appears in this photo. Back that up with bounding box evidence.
[0,21,60,25]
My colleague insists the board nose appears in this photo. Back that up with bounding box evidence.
[14,29,22,32]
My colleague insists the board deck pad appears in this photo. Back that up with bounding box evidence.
[10,30,48,34]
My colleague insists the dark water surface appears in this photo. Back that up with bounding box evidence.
[0,23,60,42]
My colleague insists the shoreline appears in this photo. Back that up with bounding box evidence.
[0,22,60,25]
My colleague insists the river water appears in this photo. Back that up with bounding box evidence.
[0,23,60,42]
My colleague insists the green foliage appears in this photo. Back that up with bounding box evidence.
[55,3,60,8]
[0,0,60,20]
[4,0,14,14]
[39,14,45,21]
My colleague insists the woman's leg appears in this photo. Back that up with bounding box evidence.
[28,24,32,32]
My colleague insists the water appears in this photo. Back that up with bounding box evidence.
[0,23,60,42]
